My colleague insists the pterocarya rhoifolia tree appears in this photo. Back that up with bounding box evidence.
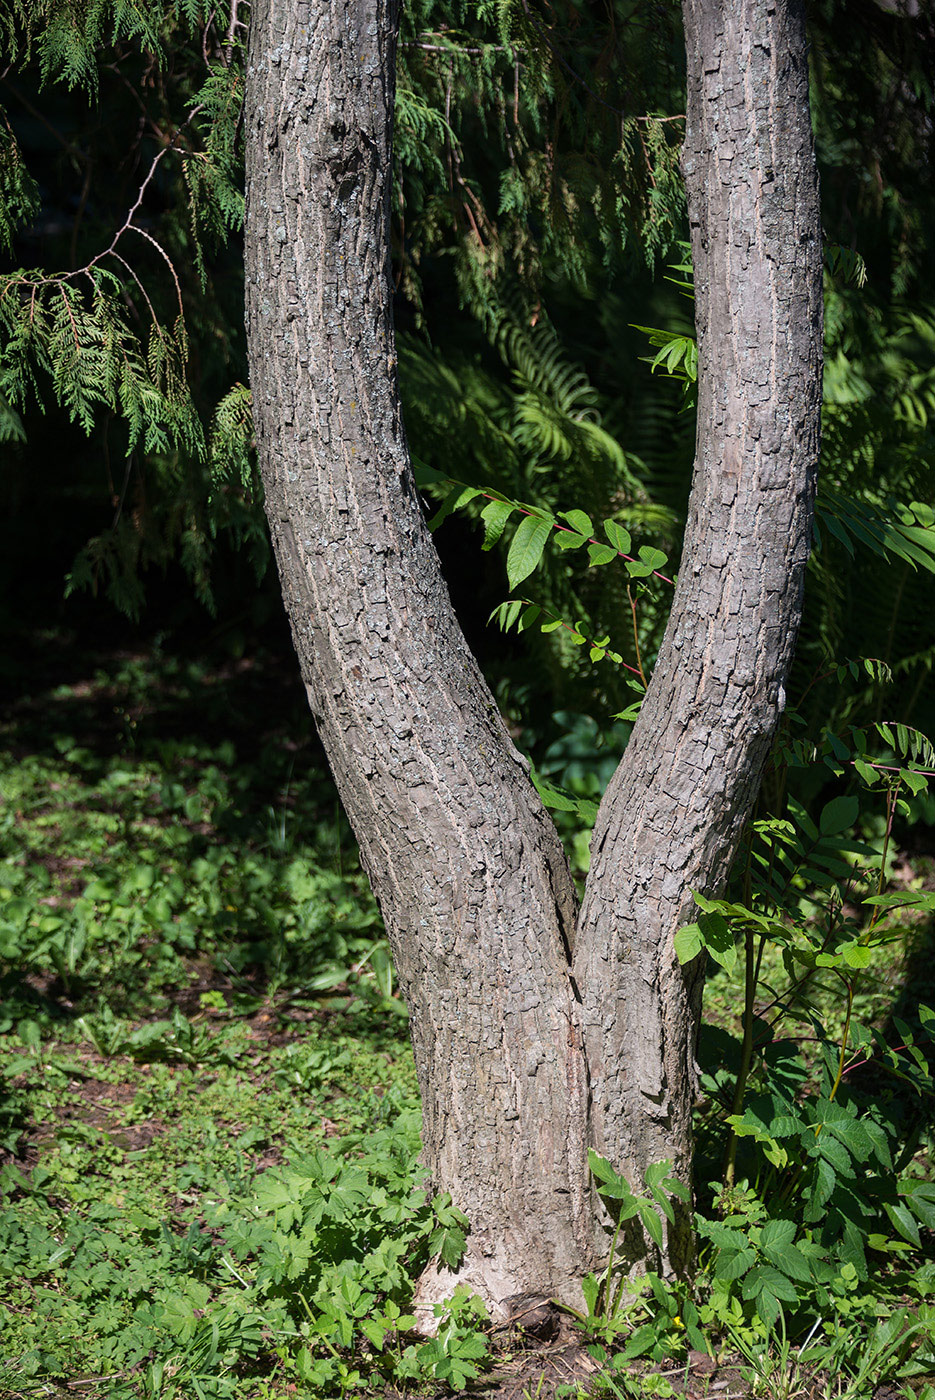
[0,0,825,1316]
[242,0,821,1315]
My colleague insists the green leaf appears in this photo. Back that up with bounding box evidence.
[561,509,593,535]
[603,519,631,554]
[490,600,524,632]
[531,771,583,813]
[762,1243,812,1282]
[361,1318,388,1350]
[741,1265,800,1305]
[816,1132,852,1173]
[434,1225,467,1267]
[17,1019,41,1050]
[480,498,514,550]
[697,910,738,975]
[756,1289,781,1329]
[587,542,617,567]
[840,941,873,969]
[619,1323,661,1360]
[639,1204,664,1250]
[759,1219,797,1249]
[428,484,480,530]
[674,924,703,965]
[588,1149,627,1190]
[884,1200,921,1248]
[626,545,668,578]
[715,1248,757,1282]
[506,515,552,589]
[819,795,859,835]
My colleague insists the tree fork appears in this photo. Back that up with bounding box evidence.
[243,0,822,1308]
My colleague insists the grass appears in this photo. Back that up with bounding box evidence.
[2,638,935,1399]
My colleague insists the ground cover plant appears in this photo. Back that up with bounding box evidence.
[2,639,935,1399]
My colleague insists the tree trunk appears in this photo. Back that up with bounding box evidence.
[243,0,821,1310]
[574,0,823,1271]
[243,0,594,1314]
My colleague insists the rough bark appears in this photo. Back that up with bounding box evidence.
[243,0,593,1315]
[243,0,822,1307]
[574,0,822,1271]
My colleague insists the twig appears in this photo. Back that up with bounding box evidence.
[400,39,518,55]
[225,0,245,65]
[627,584,647,686]
[428,475,676,587]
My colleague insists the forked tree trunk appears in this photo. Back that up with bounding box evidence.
[243,0,821,1313]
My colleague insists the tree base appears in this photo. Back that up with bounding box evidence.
[412,1249,582,1335]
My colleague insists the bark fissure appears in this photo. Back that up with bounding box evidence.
[244,0,821,1308]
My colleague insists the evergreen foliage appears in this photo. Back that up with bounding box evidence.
[1,0,933,762]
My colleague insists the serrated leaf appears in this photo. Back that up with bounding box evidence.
[480,498,514,551]
[582,1273,600,1314]
[437,1225,467,1267]
[619,1323,661,1360]
[588,1149,625,1188]
[640,1205,664,1249]
[840,941,873,969]
[506,515,552,589]
[756,1288,781,1328]
[762,1243,812,1282]
[715,1247,757,1281]
[759,1219,797,1249]
[816,1132,852,1172]
[674,924,703,965]
[361,1318,388,1350]
[530,774,579,812]
[741,1265,800,1304]
[701,1222,751,1250]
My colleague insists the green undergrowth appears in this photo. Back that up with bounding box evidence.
[0,646,480,1398]
[2,646,935,1399]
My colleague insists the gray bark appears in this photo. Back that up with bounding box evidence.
[243,0,592,1315]
[574,0,822,1271]
[243,0,822,1306]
